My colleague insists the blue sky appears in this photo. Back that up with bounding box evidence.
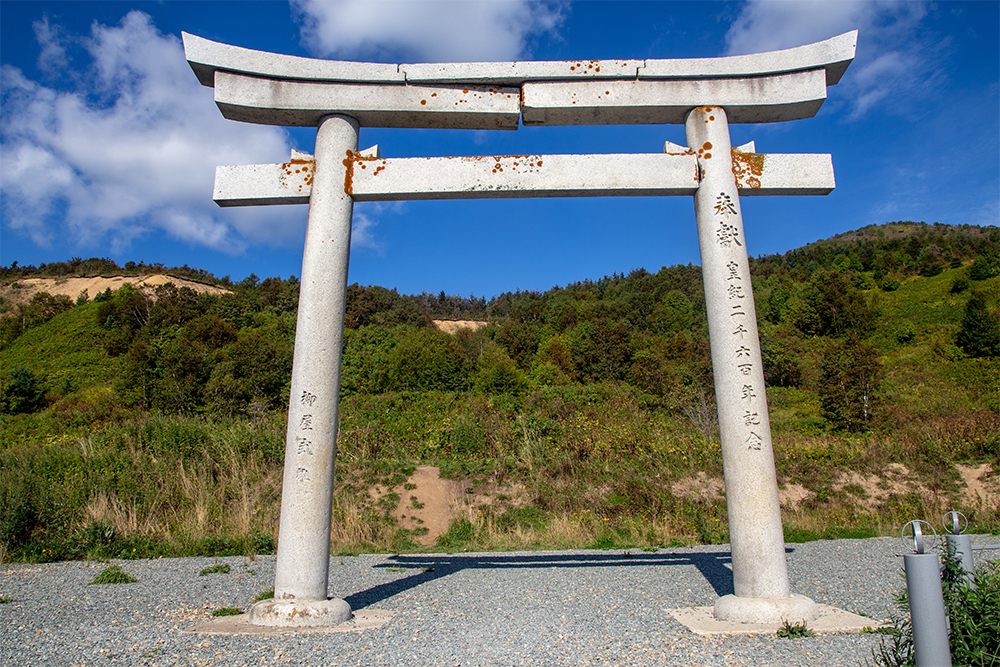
[2,1,997,298]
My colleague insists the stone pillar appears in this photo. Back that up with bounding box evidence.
[249,114,358,627]
[684,106,817,624]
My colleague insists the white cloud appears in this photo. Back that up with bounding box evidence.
[291,0,565,62]
[1,11,302,256]
[724,0,939,119]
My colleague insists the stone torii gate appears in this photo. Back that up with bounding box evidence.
[184,31,856,628]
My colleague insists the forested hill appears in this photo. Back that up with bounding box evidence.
[1,220,998,561]
[1,220,998,418]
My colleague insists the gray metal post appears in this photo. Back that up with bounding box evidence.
[248,114,359,627]
[904,553,952,667]
[946,534,975,583]
[901,520,952,667]
[944,511,975,586]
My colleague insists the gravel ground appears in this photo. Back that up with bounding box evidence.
[2,536,996,666]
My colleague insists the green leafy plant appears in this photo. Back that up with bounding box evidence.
[776,619,815,638]
[199,563,230,576]
[0,595,13,603]
[89,564,138,585]
[211,607,241,617]
[252,589,274,603]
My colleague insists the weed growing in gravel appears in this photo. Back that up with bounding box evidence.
[199,564,230,576]
[252,589,273,603]
[211,607,241,617]
[0,595,13,603]
[89,564,137,585]
[776,620,815,638]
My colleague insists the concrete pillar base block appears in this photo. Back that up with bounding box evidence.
[248,598,352,627]
[713,594,819,624]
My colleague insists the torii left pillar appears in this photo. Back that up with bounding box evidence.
[248,114,358,626]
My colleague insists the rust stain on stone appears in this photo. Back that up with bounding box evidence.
[731,147,764,189]
[279,158,315,192]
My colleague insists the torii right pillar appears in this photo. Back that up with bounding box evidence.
[686,105,817,623]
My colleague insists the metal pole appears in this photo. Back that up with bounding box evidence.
[904,552,952,667]
[946,534,975,584]
[943,511,975,586]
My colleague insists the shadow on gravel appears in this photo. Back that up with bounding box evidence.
[343,549,794,610]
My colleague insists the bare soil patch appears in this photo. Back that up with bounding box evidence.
[432,320,489,335]
[2,275,230,305]
[778,483,812,510]
[956,463,998,507]
[671,472,725,504]
[391,466,462,546]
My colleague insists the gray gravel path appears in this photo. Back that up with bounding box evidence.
[2,536,996,666]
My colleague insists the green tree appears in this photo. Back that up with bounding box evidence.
[956,291,1000,358]
[206,320,294,413]
[472,342,527,396]
[805,270,877,337]
[384,328,466,392]
[340,326,397,395]
[0,367,45,414]
[568,318,632,382]
[819,335,881,432]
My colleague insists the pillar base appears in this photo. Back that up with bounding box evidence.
[248,598,352,627]
[713,594,818,624]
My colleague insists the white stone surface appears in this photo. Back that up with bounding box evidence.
[713,594,819,625]
[213,150,833,206]
[641,31,856,85]
[271,115,358,608]
[401,59,643,84]
[214,71,521,129]
[214,160,314,206]
[521,69,828,125]
[684,106,808,618]
[247,598,352,628]
[185,30,854,89]
[348,153,699,200]
[183,32,403,87]
[670,602,873,635]
[731,151,834,196]
[190,609,394,635]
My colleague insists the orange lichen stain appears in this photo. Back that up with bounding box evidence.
[420,99,427,105]
[431,92,437,97]
[341,149,382,195]
[703,142,712,150]
[709,116,715,121]
[463,89,469,93]
[731,147,764,189]
[279,158,315,191]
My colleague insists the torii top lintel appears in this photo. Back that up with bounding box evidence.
[183,32,856,129]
